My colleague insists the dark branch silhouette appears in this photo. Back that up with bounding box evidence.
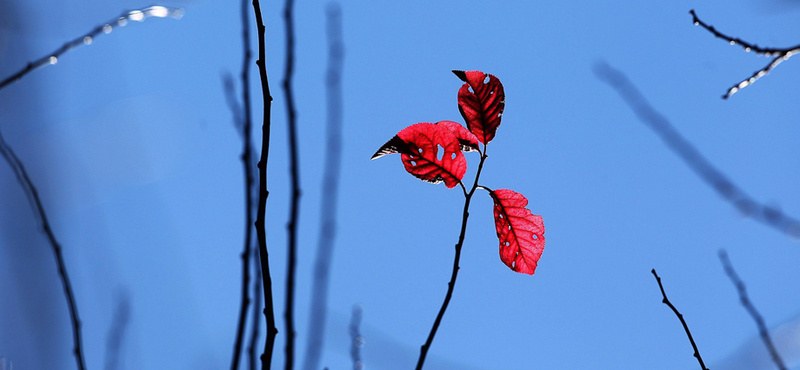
[229,0,258,367]
[282,0,300,368]
[349,305,365,370]
[718,250,787,370]
[0,129,86,370]
[104,291,130,370]
[689,9,800,99]
[249,247,263,370]
[594,61,800,239]
[416,132,490,370]
[0,6,183,91]
[651,269,709,370]
[251,0,279,368]
[302,3,344,370]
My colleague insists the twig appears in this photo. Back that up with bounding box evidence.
[593,61,800,239]
[249,247,263,370]
[302,4,344,370]
[349,305,365,370]
[0,130,86,370]
[689,9,800,99]
[718,250,787,370]
[229,0,257,367]
[251,0,279,368]
[282,0,300,368]
[104,290,130,370]
[416,143,490,370]
[0,6,184,91]
[651,269,709,370]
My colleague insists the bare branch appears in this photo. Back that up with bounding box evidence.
[0,6,184,91]
[651,269,709,370]
[302,3,344,370]
[251,0,279,368]
[282,0,301,367]
[594,61,800,239]
[689,10,800,99]
[0,129,86,370]
[719,250,787,370]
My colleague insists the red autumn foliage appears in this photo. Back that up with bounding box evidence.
[490,189,545,275]
[454,70,505,144]
[371,121,472,188]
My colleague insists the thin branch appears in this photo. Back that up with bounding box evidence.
[349,305,365,370]
[593,61,800,239]
[249,246,263,370]
[252,0,279,368]
[302,4,344,370]
[0,130,86,370]
[651,269,709,370]
[689,9,800,99]
[416,142,489,370]
[0,6,184,91]
[718,250,787,370]
[229,0,257,367]
[104,290,131,370]
[282,0,300,368]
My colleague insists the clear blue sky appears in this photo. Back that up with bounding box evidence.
[1,0,800,369]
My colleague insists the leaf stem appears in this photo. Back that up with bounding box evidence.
[416,150,488,370]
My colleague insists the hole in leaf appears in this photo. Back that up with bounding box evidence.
[468,86,474,94]
[533,235,538,239]
[508,225,512,230]
[436,145,444,161]
[483,75,490,84]
[418,148,423,153]
[410,160,417,166]
[451,153,456,160]
[504,241,510,246]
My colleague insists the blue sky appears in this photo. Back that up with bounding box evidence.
[1,0,800,369]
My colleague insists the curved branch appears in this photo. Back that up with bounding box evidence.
[651,269,709,370]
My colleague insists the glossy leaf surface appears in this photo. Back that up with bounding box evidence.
[490,189,545,275]
[371,122,468,188]
[454,70,505,144]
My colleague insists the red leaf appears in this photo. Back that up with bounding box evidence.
[371,122,467,188]
[489,189,545,275]
[454,70,505,144]
[437,120,480,152]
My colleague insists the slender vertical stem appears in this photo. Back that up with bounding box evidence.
[282,0,300,368]
[302,4,343,370]
[230,0,256,368]
[251,0,279,368]
[0,130,86,370]
[416,149,489,370]
[249,247,263,370]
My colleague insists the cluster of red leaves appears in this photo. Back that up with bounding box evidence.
[372,70,545,275]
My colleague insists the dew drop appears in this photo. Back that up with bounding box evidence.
[48,56,57,65]
[83,36,93,45]
[129,10,145,22]
[729,41,736,45]
[103,24,113,33]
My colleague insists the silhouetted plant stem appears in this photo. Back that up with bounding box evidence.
[302,4,344,370]
[650,269,709,370]
[416,149,489,370]
[0,130,86,370]
[230,0,257,367]
[718,250,787,370]
[0,6,183,91]
[594,61,800,239]
[249,247,263,370]
[282,0,300,368]
[251,0,279,368]
[689,10,800,99]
